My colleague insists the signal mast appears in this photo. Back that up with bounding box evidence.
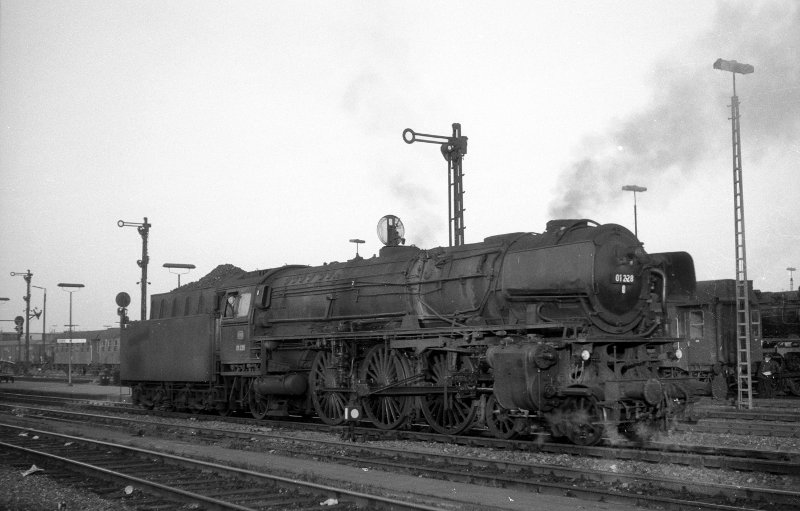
[403,124,468,247]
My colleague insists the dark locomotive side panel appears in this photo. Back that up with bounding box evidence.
[121,315,215,382]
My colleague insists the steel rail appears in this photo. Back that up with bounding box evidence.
[0,422,448,511]
[3,400,800,474]
[1,439,255,510]
[3,409,798,511]
[675,419,800,437]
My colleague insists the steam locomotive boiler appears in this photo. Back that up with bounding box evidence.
[121,217,696,445]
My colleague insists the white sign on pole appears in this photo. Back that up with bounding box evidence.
[56,339,87,344]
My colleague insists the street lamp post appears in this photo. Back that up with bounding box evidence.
[621,185,647,238]
[162,263,196,288]
[349,239,365,258]
[714,57,755,410]
[58,283,84,386]
[32,286,46,365]
[788,267,796,291]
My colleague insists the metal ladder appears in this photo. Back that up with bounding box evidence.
[731,93,753,409]
[445,123,467,247]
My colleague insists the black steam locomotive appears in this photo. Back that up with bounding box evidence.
[120,217,696,445]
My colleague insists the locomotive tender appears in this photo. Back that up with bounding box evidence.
[121,218,696,445]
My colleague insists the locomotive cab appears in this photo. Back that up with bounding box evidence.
[218,288,254,364]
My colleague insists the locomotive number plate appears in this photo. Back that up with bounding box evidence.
[612,273,635,284]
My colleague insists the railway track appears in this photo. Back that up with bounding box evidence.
[0,422,443,511]
[3,396,800,473]
[3,405,800,511]
[0,389,121,408]
[675,418,800,437]
[681,402,800,437]
[7,387,800,438]
[693,405,800,423]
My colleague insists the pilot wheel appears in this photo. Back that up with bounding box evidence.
[485,394,520,440]
[562,395,605,446]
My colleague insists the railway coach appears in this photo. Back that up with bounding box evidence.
[664,281,800,399]
[52,329,120,376]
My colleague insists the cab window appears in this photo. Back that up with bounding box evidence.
[223,292,252,319]
[237,292,252,317]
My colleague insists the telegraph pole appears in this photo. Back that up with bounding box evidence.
[10,270,33,371]
[118,217,151,320]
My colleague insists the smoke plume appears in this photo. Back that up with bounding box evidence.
[389,175,440,248]
[548,1,800,218]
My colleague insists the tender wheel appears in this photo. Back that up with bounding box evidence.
[562,395,604,446]
[359,345,413,430]
[309,350,348,426]
[214,386,232,416]
[186,392,205,414]
[485,394,520,440]
[131,385,143,407]
[175,388,190,412]
[149,387,166,410]
[420,352,477,435]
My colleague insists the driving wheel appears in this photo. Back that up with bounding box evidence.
[309,350,348,426]
[359,345,413,429]
[419,352,477,435]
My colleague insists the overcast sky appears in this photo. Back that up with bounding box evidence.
[1,1,798,332]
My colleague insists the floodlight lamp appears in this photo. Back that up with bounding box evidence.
[622,185,647,193]
[57,283,85,289]
[713,58,754,75]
